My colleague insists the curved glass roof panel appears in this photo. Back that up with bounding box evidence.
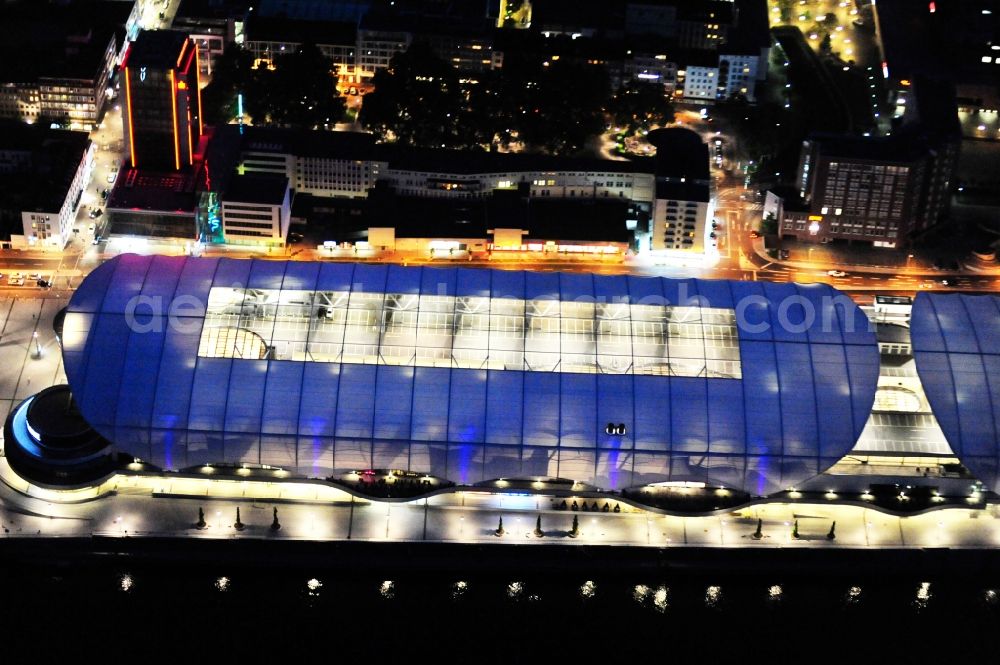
[911,292,1000,491]
[62,255,880,495]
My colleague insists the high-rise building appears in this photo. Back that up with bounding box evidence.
[121,30,203,170]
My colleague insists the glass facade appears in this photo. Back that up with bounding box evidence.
[62,255,880,495]
[911,293,1000,493]
[198,287,742,379]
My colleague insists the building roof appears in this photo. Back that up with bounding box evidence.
[222,174,289,205]
[63,255,879,495]
[655,180,710,202]
[125,30,190,69]
[175,0,253,21]
[244,14,357,46]
[911,292,1000,492]
[0,0,126,83]
[223,125,657,175]
[376,144,655,175]
[340,190,635,243]
[0,122,90,216]
[647,127,710,181]
[105,167,200,215]
[806,133,929,164]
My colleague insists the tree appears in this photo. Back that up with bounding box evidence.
[606,81,675,134]
[196,507,206,529]
[792,519,800,539]
[827,521,836,540]
[495,516,505,536]
[360,42,469,148]
[253,44,345,129]
[199,43,255,126]
[517,59,609,154]
[753,518,763,539]
[271,507,281,531]
[760,212,778,236]
[534,515,545,538]
[200,43,344,130]
[569,514,580,538]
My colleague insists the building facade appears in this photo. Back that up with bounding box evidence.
[122,31,204,171]
[62,256,879,495]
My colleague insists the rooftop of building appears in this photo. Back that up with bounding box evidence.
[655,180,710,202]
[174,0,253,21]
[0,121,90,215]
[902,77,962,141]
[244,14,358,45]
[219,125,658,176]
[319,188,636,243]
[105,166,201,215]
[875,322,911,345]
[877,0,1000,85]
[0,0,128,82]
[125,30,191,70]
[223,174,289,206]
[377,143,655,176]
[647,127,710,181]
[806,132,929,164]
[257,0,371,22]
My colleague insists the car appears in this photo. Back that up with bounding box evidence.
[7,278,23,286]
[107,172,117,184]
[88,209,99,218]
[36,279,51,288]
[28,273,42,280]
[827,270,847,277]
[9,272,23,280]
[348,86,359,96]
[779,249,790,260]
[87,223,96,233]
[940,279,950,286]
[749,230,761,239]
[100,188,109,199]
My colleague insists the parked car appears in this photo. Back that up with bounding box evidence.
[7,278,24,286]
[827,270,847,277]
[36,279,51,288]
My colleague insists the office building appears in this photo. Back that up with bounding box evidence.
[0,121,93,249]
[122,30,204,170]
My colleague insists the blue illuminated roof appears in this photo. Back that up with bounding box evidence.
[62,255,880,495]
[911,292,1000,491]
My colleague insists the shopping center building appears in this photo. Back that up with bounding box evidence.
[52,255,880,496]
[11,255,1000,501]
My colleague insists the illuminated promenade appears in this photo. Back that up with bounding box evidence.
[0,456,997,548]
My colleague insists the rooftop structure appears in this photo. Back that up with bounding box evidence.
[0,121,92,248]
[911,293,1000,493]
[62,256,879,495]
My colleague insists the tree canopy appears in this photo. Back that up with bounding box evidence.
[360,43,614,155]
[200,43,345,130]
